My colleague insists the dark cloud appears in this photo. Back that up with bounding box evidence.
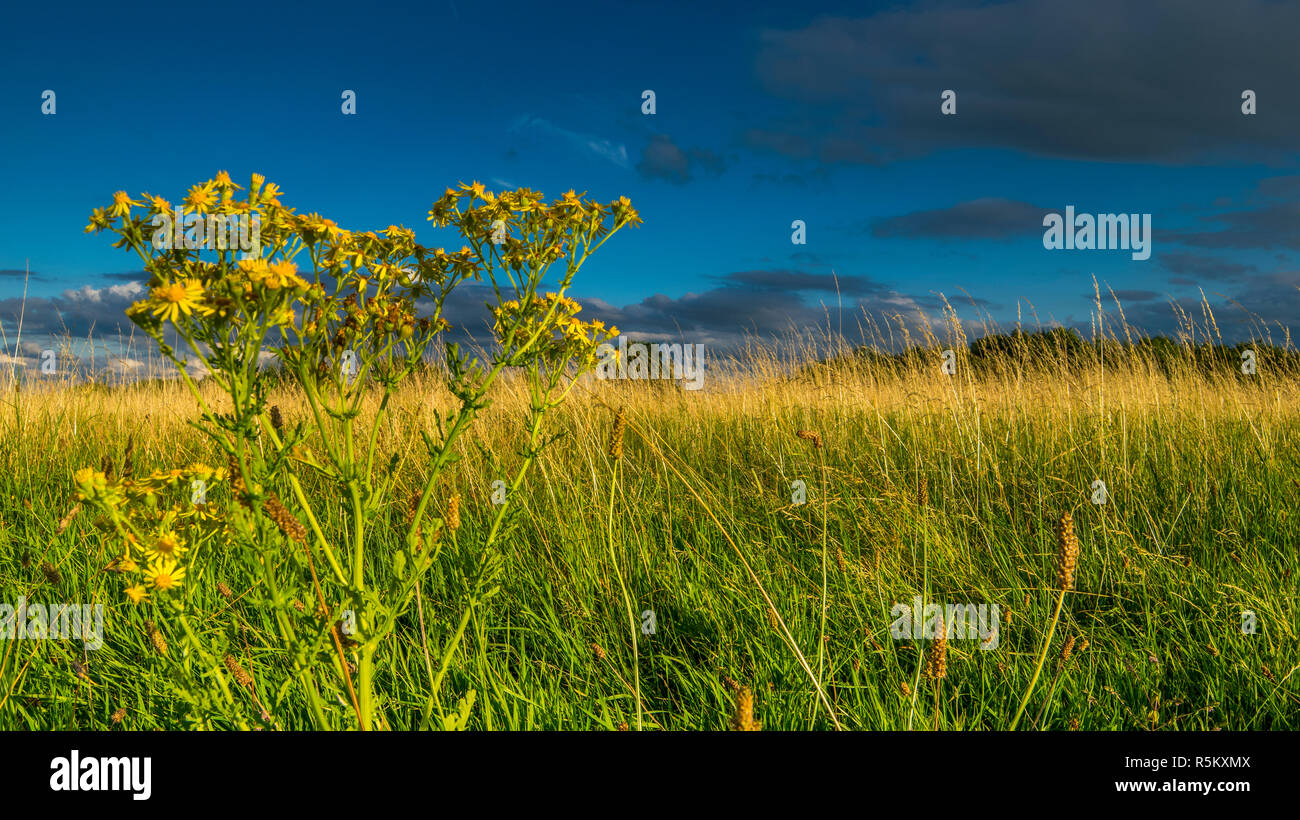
[754,0,1300,165]
[1160,202,1300,250]
[429,267,946,349]
[1086,289,1161,303]
[1072,270,1300,340]
[0,269,51,282]
[636,134,727,183]
[871,198,1048,240]
[1161,251,1258,283]
[101,271,148,282]
[715,269,883,297]
[1253,175,1300,199]
[1224,271,1300,333]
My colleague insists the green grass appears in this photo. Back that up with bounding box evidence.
[1,345,1297,730]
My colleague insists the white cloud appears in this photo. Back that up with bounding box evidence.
[510,115,629,169]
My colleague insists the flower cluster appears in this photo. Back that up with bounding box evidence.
[491,292,618,366]
[74,464,227,604]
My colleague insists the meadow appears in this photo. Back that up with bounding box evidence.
[1,322,1296,730]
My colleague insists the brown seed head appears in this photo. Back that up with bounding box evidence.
[41,562,62,586]
[264,493,307,544]
[56,502,82,536]
[445,493,461,531]
[223,654,254,689]
[1055,511,1080,591]
[608,408,627,460]
[1061,635,1077,663]
[925,619,948,680]
[795,429,822,450]
[731,686,762,731]
[144,620,168,656]
[228,457,250,509]
[269,405,284,431]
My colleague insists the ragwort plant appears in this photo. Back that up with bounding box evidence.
[75,173,640,728]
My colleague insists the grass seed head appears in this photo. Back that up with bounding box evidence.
[608,407,626,460]
[41,562,63,586]
[56,502,82,535]
[925,619,948,680]
[224,655,254,689]
[264,493,307,544]
[730,686,762,731]
[144,620,168,656]
[228,456,250,509]
[795,429,822,449]
[1061,635,1077,663]
[445,493,461,531]
[1056,511,1080,591]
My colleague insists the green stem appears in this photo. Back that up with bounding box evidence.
[1009,587,1067,730]
[606,458,641,730]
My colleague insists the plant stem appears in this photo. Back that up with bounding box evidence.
[1009,586,1067,730]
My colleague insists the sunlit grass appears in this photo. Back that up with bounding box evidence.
[0,315,1297,729]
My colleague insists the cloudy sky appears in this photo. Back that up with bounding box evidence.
[2,0,1298,361]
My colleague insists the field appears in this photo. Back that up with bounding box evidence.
[1,326,1297,730]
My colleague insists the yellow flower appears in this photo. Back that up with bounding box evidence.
[213,170,244,190]
[109,191,143,218]
[125,585,149,605]
[146,194,171,212]
[117,554,139,573]
[146,532,185,562]
[84,208,111,234]
[146,560,185,591]
[150,279,211,324]
[184,181,218,214]
[261,182,284,204]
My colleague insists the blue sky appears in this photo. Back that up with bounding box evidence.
[2,0,1298,356]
